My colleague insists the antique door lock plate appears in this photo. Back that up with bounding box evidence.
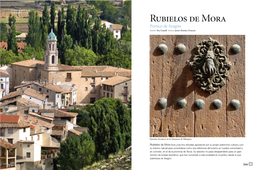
[189,37,232,94]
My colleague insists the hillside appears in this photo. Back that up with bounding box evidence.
[84,146,131,170]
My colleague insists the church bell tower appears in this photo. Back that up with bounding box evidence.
[44,29,58,71]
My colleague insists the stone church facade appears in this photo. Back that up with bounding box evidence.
[11,30,131,104]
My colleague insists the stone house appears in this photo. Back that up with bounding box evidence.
[15,82,73,108]
[101,76,131,103]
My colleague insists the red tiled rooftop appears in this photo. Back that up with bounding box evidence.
[0,139,17,149]
[0,115,19,123]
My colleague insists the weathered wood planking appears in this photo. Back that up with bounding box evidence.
[149,35,245,137]
[226,35,245,137]
[161,35,195,137]
[150,35,164,137]
[194,35,227,137]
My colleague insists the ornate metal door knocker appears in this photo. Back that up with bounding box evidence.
[189,37,231,94]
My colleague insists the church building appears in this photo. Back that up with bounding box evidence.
[11,30,131,105]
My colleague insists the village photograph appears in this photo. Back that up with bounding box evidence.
[0,0,131,169]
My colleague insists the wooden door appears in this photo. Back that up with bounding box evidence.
[150,35,245,137]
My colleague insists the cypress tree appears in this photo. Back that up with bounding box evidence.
[66,4,77,41]
[50,2,56,32]
[26,11,42,50]
[42,3,50,30]
[7,14,18,54]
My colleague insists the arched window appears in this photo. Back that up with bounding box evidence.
[52,44,54,51]
[52,55,55,64]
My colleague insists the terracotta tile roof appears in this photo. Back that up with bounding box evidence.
[12,59,45,67]
[15,82,71,94]
[102,76,131,86]
[69,129,82,136]
[111,24,123,30]
[0,115,31,128]
[18,140,34,144]
[39,109,78,118]
[0,69,9,77]
[19,113,53,129]
[0,42,7,50]
[0,138,17,149]
[78,66,131,77]
[0,90,22,102]
[43,84,71,93]
[14,83,33,89]
[24,88,46,101]
[17,98,42,109]
[17,42,27,53]
[28,112,54,121]
[0,115,19,123]
[0,98,18,107]
[51,129,64,136]
[57,64,82,71]
[30,131,44,135]
[1,41,26,53]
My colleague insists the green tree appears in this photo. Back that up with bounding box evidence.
[0,48,24,65]
[90,7,98,19]
[59,34,73,64]
[64,46,98,66]
[41,3,50,49]
[57,7,65,43]
[50,2,56,32]
[26,11,42,50]
[58,132,95,169]
[7,14,18,54]
[23,45,45,61]
[42,3,50,29]
[86,98,131,160]
[100,2,120,23]
[0,23,8,42]
[121,1,131,27]
[98,24,107,55]
[101,49,131,69]
[66,4,77,42]
[83,11,92,49]
[92,18,101,54]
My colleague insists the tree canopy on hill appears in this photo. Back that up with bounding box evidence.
[67,98,131,162]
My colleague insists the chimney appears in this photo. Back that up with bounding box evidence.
[45,80,47,86]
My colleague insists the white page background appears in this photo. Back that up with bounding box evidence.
[132,0,263,169]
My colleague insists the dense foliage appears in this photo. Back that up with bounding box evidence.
[1,2,131,69]
[7,14,18,54]
[62,98,131,168]
[0,23,8,42]
[57,132,95,170]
